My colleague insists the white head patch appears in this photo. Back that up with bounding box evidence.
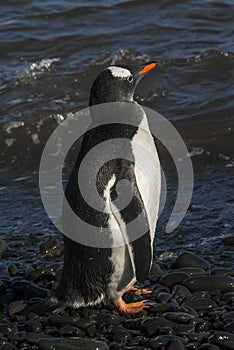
[107,66,132,79]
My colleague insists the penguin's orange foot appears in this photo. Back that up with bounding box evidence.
[126,285,152,295]
[114,297,151,313]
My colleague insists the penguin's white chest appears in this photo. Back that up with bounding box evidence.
[131,115,161,239]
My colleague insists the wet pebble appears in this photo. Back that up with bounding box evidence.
[37,337,110,350]
[222,236,234,245]
[199,343,220,350]
[142,317,178,336]
[150,263,165,276]
[171,252,210,270]
[59,324,84,337]
[172,285,192,304]
[26,264,61,282]
[8,265,18,277]
[95,312,120,325]
[40,238,64,258]
[167,338,185,350]
[160,272,189,288]
[181,332,209,342]
[210,331,234,349]
[224,322,234,333]
[25,332,53,344]
[150,335,187,349]
[73,318,97,330]
[8,301,26,317]
[222,292,234,303]
[112,326,132,345]
[183,298,217,312]
[25,320,43,333]
[211,268,234,276]
[200,344,220,350]
[184,276,234,292]
[177,267,206,276]
[47,315,80,326]
[163,311,194,323]
[0,323,18,337]
[0,240,8,254]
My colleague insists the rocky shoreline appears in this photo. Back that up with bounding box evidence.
[0,238,234,350]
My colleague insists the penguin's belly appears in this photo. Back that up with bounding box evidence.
[106,117,161,299]
[131,116,161,241]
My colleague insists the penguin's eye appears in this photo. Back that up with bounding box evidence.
[127,76,133,83]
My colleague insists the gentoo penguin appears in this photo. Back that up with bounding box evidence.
[56,62,161,313]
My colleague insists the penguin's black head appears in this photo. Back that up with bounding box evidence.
[89,62,157,106]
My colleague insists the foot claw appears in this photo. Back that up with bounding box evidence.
[125,286,152,295]
[115,297,150,313]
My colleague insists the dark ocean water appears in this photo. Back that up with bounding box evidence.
[0,0,233,269]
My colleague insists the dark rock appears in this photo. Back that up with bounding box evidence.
[73,318,97,329]
[222,236,234,245]
[149,303,177,314]
[0,240,8,253]
[200,344,220,350]
[195,320,209,333]
[163,312,194,323]
[150,263,165,276]
[168,338,185,350]
[86,325,97,337]
[122,318,142,331]
[172,285,192,304]
[37,337,110,350]
[8,301,26,317]
[48,315,80,326]
[26,333,53,344]
[128,335,147,346]
[158,327,175,335]
[177,305,199,318]
[0,293,14,305]
[158,292,172,303]
[183,298,217,312]
[222,311,234,320]
[150,335,187,349]
[122,347,145,350]
[160,272,189,288]
[210,331,234,349]
[184,276,234,292]
[112,326,132,345]
[224,322,234,333]
[171,252,210,269]
[25,321,43,333]
[222,292,234,303]
[142,317,178,336]
[59,325,84,337]
[180,332,209,342]
[26,264,61,282]
[211,268,234,276]
[177,267,206,276]
[175,323,196,333]
[0,323,18,336]
[95,313,120,325]
[40,238,63,258]
[8,264,18,276]
[11,280,48,298]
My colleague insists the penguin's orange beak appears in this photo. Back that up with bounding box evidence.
[138,62,157,75]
